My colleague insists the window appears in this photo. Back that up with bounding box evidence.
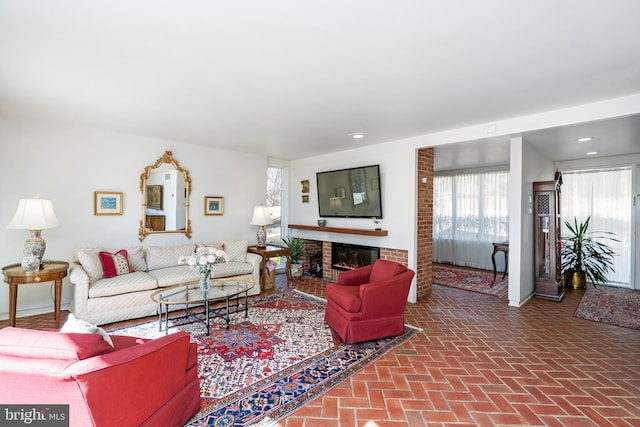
[433,170,509,269]
[266,166,282,242]
[561,167,632,287]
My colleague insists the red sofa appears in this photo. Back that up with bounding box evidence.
[0,327,200,427]
[324,259,415,344]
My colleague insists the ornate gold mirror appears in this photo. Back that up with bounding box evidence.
[138,151,192,241]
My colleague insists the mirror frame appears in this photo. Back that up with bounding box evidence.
[138,151,192,241]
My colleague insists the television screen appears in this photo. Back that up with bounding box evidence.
[316,164,382,218]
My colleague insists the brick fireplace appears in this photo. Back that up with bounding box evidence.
[297,239,408,281]
[331,242,379,271]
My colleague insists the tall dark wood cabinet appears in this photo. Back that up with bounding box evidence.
[533,180,564,301]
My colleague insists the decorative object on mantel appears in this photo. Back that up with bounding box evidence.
[204,196,224,215]
[250,205,272,247]
[7,196,60,271]
[178,246,230,292]
[94,191,123,216]
[317,219,326,227]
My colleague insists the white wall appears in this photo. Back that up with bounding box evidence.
[0,117,267,320]
[508,137,556,306]
[288,143,419,300]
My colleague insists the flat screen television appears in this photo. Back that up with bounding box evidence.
[316,164,383,218]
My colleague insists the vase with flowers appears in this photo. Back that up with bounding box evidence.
[178,246,230,292]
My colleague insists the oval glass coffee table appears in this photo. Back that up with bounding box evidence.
[150,277,254,335]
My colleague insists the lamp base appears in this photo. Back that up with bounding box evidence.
[22,229,45,271]
[256,226,267,247]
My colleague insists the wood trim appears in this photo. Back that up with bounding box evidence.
[288,224,388,236]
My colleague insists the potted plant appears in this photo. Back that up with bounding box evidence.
[282,236,306,278]
[560,216,618,289]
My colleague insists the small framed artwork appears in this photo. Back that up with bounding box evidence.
[302,195,309,203]
[301,180,310,193]
[94,191,123,216]
[146,185,163,209]
[204,196,224,215]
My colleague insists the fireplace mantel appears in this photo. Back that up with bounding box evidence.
[288,224,388,236]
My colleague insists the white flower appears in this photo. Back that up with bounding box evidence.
[178,246,230,275]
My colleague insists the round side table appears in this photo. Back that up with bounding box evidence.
[2,261,69,328]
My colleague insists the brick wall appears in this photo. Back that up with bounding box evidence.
[416,147,434,297]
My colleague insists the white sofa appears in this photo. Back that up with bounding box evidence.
[69,241,261,325]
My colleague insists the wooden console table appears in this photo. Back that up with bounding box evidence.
[247,245,291,289]
[491,242,509,286]
[2,261,69,327]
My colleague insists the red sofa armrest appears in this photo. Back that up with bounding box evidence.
[337,264,373,286]
[359,270,415,317]
[65,331,196,427]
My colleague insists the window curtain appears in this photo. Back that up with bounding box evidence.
[561,167,632,287]
[433,170,509,270]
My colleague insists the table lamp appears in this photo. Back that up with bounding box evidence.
[250,206,272,247]
[329,197,342,214]
[7,197,59,271]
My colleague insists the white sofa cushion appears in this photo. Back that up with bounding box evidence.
[146,244,195,271]
[75,246,147,282]
[76,249,105,283]
[223,240,248,262]
[148,265,201,288]
[88,271,158,298]
[210,261,254,278]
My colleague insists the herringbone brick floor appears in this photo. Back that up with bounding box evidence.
[2,274,639,426]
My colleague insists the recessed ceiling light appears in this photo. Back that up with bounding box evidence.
[577,137,593,142]
[586,151,598,155]
[349,133,365,139]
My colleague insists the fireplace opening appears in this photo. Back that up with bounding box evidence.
[331,242,380,271]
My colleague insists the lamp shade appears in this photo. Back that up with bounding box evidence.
[250,206,272,226]
[7,198,59,230]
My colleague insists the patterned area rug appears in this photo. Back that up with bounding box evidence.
[433,263,508,298]
[108,290,418,426]
[574,286,640,330]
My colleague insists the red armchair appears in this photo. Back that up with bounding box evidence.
[0,327,200,427]
[324,259,415,344]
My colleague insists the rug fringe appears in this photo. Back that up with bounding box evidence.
[292,289,327,303]
[405,323,423,332]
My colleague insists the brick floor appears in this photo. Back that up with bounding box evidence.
[2,274,639,426]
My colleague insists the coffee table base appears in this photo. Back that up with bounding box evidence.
[156,286,251,335]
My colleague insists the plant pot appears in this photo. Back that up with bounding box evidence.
[564,271,587,290]
[290,263,304,278]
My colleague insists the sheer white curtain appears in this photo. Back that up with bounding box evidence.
[561,167,632,287]
[433,170,509,270]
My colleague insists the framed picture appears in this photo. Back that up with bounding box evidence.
[301,180,310,193]
[94,191,123,216]
[302,195,309,203]
[146,185,163,210]
[204,196,224,215]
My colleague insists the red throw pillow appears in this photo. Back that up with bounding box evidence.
[99,249,134,278]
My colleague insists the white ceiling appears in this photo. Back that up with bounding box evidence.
[1,0,640,163]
